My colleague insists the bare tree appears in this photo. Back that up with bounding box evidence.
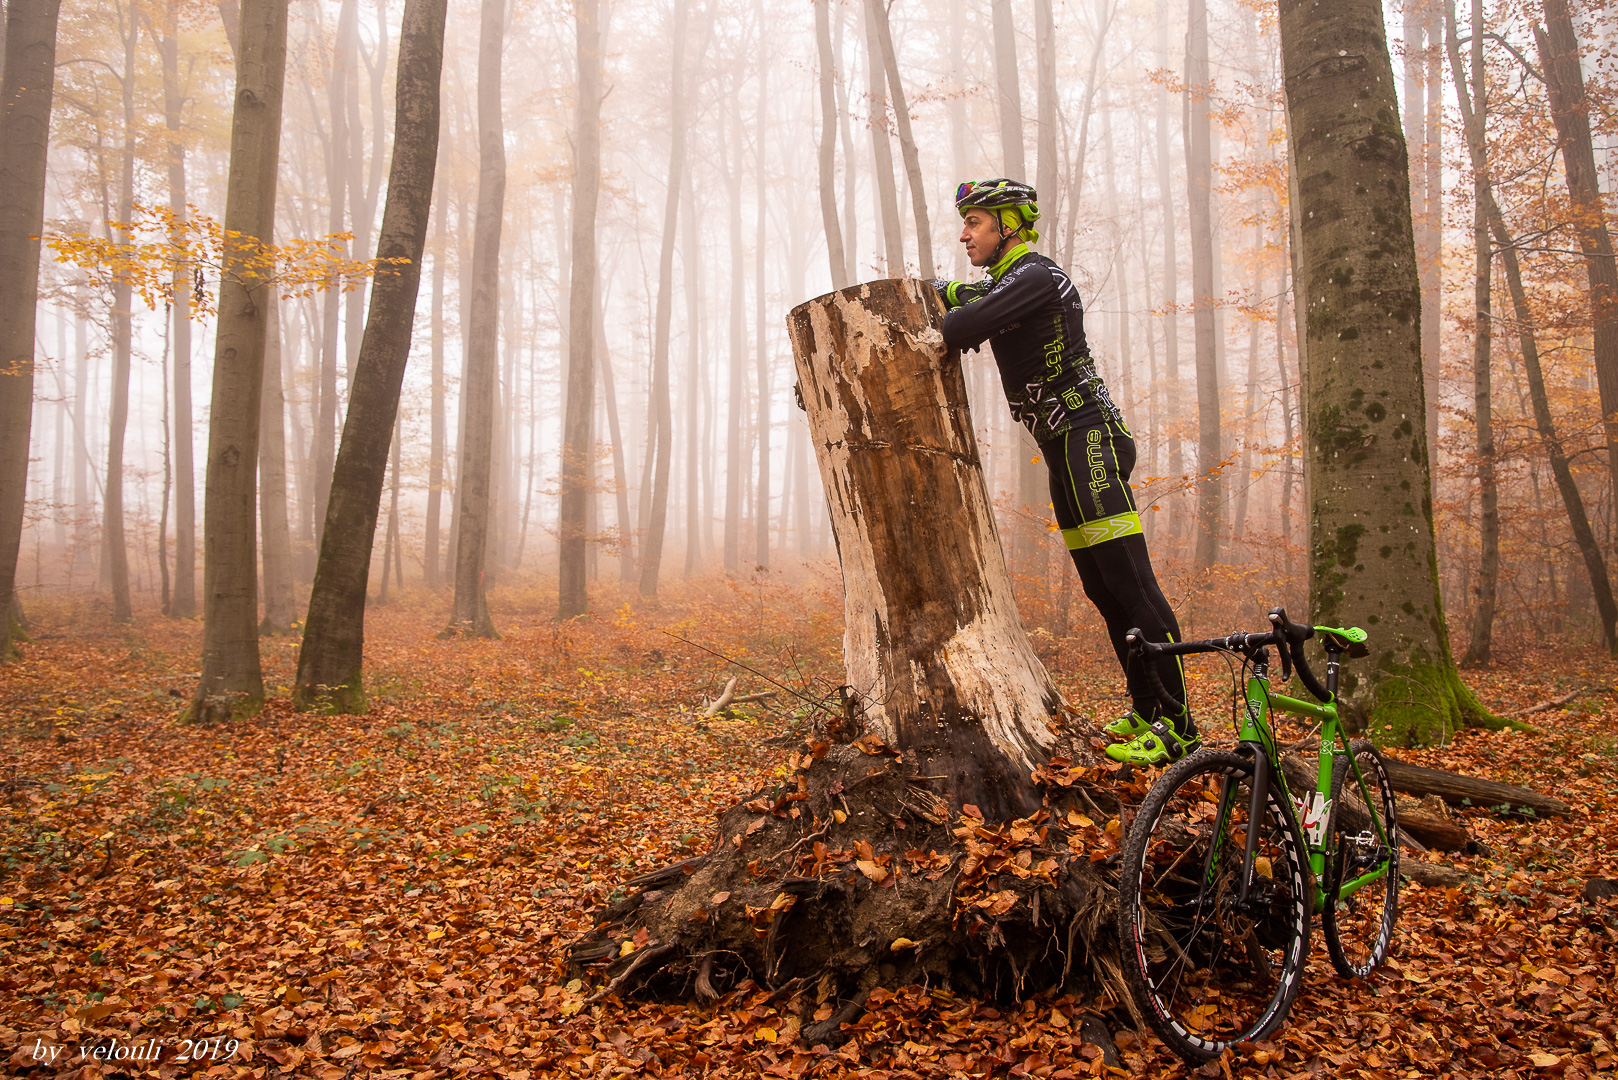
[103,9,138,622]
[813,0,847,290]
[861,0,902,272]
[312,0,356,543]
[188,0,288,721]
[1536,0,1618,520]
[424,175,446,587]
[868,0,932,274]
[296,0,447,710]
[0,0,62,660]
[259,289,297,635]
[637,0,691,597]
[558,0,603,617]
[151,4,196,619]
[1186,0,1220,568]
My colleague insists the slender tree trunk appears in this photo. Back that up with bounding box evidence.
[1234,229,1261,543]
[425,177,446,587]
[296,0,446,708]
[1277,261,1296,575]
[814,0,848,291]
[445,0,504,637]
[1445,0,1497,664]
[861,0,902,273]
[0,0,59,658]
[259,289,297,634]
[723,86,746,575]
[189,0,288,721]
[155,8,197,619]
[1034,0,1057,253]
[1405,3,1442,472]
[558,0,601,618]
[1156,0,1184,547]
[990,0,1024,179]
[313,0,355,544]
[1280,0,1496,742]
[754,0,771,571]
[638,0,689,597]
[597,305,633,583]
[1445,1,1617,650]
[1186,0,1221,569]
[868,0,931,275]
[683,171,702,575]
[104,12,138,623]
[835,4,857,284]
[1536,0,1618,521]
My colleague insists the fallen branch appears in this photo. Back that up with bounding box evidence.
[1504,688,1592,718]
[705,677,739,717]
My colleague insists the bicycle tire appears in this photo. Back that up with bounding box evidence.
[1322,740,1399,978]
[1117,748,1312,1063]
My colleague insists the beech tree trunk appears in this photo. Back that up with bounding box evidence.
[1536,0,1618,523]
[1449,0,1497,666]
[104,12,137,623]
[425,181,446,588]
[0,0,61,661]
[188,0,287,722]
[445,0,504,637]
[1187,0,1221,568]
[636,0,688,598]
[259,289,297,635]
[295,0,446,711]
[1280,0,1496,743]
[814,0,848,291]
[155,6,197,620]
[868,0,932,275]
[565,279,1126,1016]
[557,0,602,618]
[861,0,902,274]
[313,0,355,544]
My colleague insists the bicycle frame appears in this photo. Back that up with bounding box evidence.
[1226,651,1394,916]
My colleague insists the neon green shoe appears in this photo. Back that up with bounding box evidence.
[1103,711,1153,740]
[1105,720,1200,767]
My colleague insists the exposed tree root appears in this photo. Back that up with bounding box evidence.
[567,723,1150,1044]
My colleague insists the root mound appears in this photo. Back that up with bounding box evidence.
[567,727,1151,1039]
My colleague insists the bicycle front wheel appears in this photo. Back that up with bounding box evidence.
[1323,740,1399,978]
[1117,749,1312,1064]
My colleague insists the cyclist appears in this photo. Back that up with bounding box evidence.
[931,178,1196,765]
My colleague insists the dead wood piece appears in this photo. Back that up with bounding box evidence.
[1505,688,1599,718]
[1401,861,1469,888]
[704,677,739,717]
[1381,758,1570,817]
[1582,878,1618,902]
[800,990,870,1050]
[623,857,704,889]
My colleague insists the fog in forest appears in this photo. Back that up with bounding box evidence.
[10,0,1618,650]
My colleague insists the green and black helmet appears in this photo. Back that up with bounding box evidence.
[954,178,1041,246]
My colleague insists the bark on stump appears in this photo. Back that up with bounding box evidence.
[567,279,1127,1028]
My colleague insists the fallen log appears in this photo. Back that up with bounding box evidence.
[1279,753,1475,852]
[1381,758,1570,817]
[1401,861,1469,888]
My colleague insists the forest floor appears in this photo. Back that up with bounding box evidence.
[1,575,1616,1079]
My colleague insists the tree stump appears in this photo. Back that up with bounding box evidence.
[791,278,1067,821]
[567,279,1123,1029]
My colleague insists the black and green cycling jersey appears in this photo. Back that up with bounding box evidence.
[938,243,1126,445]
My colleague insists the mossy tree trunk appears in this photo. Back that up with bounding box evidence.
[1279,0,1497,745]
[566,280,1131,1025]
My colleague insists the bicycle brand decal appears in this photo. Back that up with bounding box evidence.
[1293,791,1327,847]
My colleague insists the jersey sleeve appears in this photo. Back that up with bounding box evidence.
[941,260,1059,351]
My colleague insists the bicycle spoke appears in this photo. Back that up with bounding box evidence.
[1323,741,1400,978]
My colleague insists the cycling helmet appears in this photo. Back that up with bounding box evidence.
[955,178,1040,245]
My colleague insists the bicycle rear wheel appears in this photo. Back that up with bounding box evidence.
[1117,749,1312,1063]
[1323,740,1399,978]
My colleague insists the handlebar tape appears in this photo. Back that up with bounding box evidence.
[1268,607,1332,703]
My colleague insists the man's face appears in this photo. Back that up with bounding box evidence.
[960,208,1007,267]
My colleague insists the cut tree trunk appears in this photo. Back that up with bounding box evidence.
[566,279,1129,1020]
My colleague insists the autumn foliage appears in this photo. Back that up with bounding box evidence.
[2,578,1616,1077]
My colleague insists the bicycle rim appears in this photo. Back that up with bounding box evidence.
[1323,740,1399,978]
[1118,749,1311,1064]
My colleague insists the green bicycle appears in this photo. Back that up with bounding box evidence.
[1115,607,1400,1063]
